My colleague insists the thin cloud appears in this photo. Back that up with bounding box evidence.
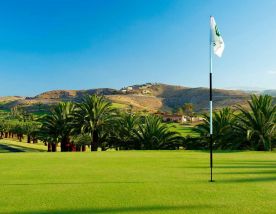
[267,70,276,75]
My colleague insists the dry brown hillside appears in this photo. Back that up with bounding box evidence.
[0,96,25,103]
[107,95,163,112]
[0,83,253,113]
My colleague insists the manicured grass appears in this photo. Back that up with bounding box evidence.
[0,150,276,213]
[0,139,48,153]
[167,123,199,137]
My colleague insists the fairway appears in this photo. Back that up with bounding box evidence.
[0,140,47,153]
[167,123,199,137]
[1,151,276,214]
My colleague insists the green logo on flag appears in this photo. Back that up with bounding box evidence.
[215,25,220,37]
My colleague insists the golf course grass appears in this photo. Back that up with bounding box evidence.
[0,139,47,153]
[0,143,276,213]
[167,123,199,137]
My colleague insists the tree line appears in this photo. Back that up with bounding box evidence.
[0,94,275,151]
[190,95,276,151]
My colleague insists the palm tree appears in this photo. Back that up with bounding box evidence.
[23,121,40,143]
[37,132,58,152]
[0,120,4,139]
[236,95,276,151]
[11,106,33,122]
[40,102,75,152]
[0,120,8,139]
[1,120,11,138]
[134,115,182,150]
[182,103,194,116]
[194,107,238,149]
[73,95,116,151]
[72,134,91,151]
[11,122,24,142]
[112,112,140,150]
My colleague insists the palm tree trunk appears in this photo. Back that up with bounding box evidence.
[52,143,57,152]
[18,134,23,142]
[91,131,98,151]
[71,144,76,152]
[76,145,80,152]
[27,135,31,143]
[47,143,52,152]
[61,138,68,152]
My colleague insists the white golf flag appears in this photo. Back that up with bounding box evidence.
[210,16,224,57]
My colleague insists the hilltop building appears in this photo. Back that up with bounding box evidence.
[155,112,204,124]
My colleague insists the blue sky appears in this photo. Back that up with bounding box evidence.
[0,0,276,96]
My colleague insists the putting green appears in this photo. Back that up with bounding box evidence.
[0,150,276,213]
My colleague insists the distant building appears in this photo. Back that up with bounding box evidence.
[155,113,187,123]
[188,116,204,122]
[120,86,133,93]
[155,113,204,123]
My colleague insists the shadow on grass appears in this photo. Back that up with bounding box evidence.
[172,161,276,170]
[194,150,248,153]
[215,161,276,183]
[0,181,145,186]
[0,142,45,152]
[215,161,276,168]
[217,161,276,165]
[176,165,276,169]
[0,144,23,153]
[218,170,276,175]
[173,160,276,183]
[16,204,219,214]
[234,160,276,163]
[215,165,276,169]
[220,176,276,183]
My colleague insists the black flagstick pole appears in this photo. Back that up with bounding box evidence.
[209,16,214,182]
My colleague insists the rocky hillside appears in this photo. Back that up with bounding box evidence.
[0,96,25,103]
[0,83,256,113]
[34,88,121,100]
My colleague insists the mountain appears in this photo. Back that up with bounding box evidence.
[0,83,259,113]
[0,96,25,103]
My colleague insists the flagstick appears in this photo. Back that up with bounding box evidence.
[209,17,214,182]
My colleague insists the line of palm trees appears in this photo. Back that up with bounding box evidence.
[38,95,182,152]
[192,95,276,151]
[0,94,275,152]
[0,120,39,143]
